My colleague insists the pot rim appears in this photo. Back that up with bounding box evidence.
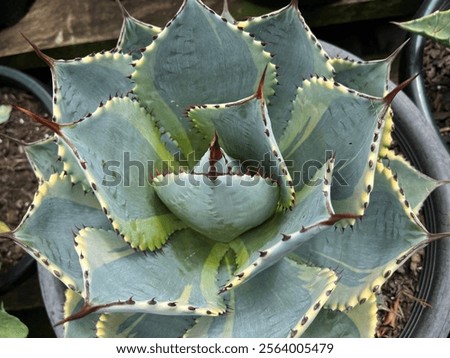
[0,65,52,111]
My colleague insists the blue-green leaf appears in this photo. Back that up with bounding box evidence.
[279,76,389,219]
[295,162,429,310]
[25,136,91,192]
[72,228,228,316]
[153,173,279,243]
[188,90,294,208]
[13,174,112,292]
[60,97,186,251]
[329,46,404,156]
[185,256,337,338]
[56,138,91,191]
[382,150,443,215]
[133,0,275,161]
[330,57,390,98]
[52,52,134,123]
[116,3,162,58]
[24,137,62,181]
[224,158,336,291]
[329,43,406,98]
[240,3,333,139]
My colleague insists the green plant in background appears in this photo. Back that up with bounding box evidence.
[0,303,28,338]
[395,8,450,47]
[0,221,28,338]
[1,0,448,337]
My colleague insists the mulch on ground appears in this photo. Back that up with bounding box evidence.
[0,86,51,273]
[423,40,450,147]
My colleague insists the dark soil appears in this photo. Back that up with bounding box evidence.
[0,86,51,273]
[377,250,426,337]
[423,40,450,148]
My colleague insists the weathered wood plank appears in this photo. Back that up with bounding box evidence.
[0,0,194,59]
[0,0,422,68]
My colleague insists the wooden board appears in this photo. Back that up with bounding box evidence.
[0,0,422,68]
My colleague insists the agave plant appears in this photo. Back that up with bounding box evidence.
[1,0,448,338]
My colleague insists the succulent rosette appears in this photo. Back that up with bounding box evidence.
[2,0,446,337]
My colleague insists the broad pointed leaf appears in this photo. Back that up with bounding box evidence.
[240,3,334,139]
[188,92,294,208]
[96,313,195,338]
[185,256,337,338]
[295,162,429,310]
[153,173,279,243]
[224,158,336,291]
[0,305,28,338]
[24,135,89,190]
[64,290,99,338]
[329,48,403,155]
[116,6,162,58]
[13,174,112,292]
[395,9,450,47]
[330,56,390,97]
[73,228,228,316]
[60,97,186,251]
[279,77,389,218]
[302,295,377,338]
[25,137,62,181]
[133,0,276,161]
[329,42,406,98]
[383,151,443,213]
[382,150,442,214]
[52,52,134,123]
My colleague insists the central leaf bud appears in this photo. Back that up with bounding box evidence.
[152,135,280,242]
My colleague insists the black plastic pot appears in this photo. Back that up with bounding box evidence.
[0,251,35,295]
[38,43,450,338]
[0,65,51,110]
[0,65,52,294]
[399,0,450,141]
[396,1,450,337]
